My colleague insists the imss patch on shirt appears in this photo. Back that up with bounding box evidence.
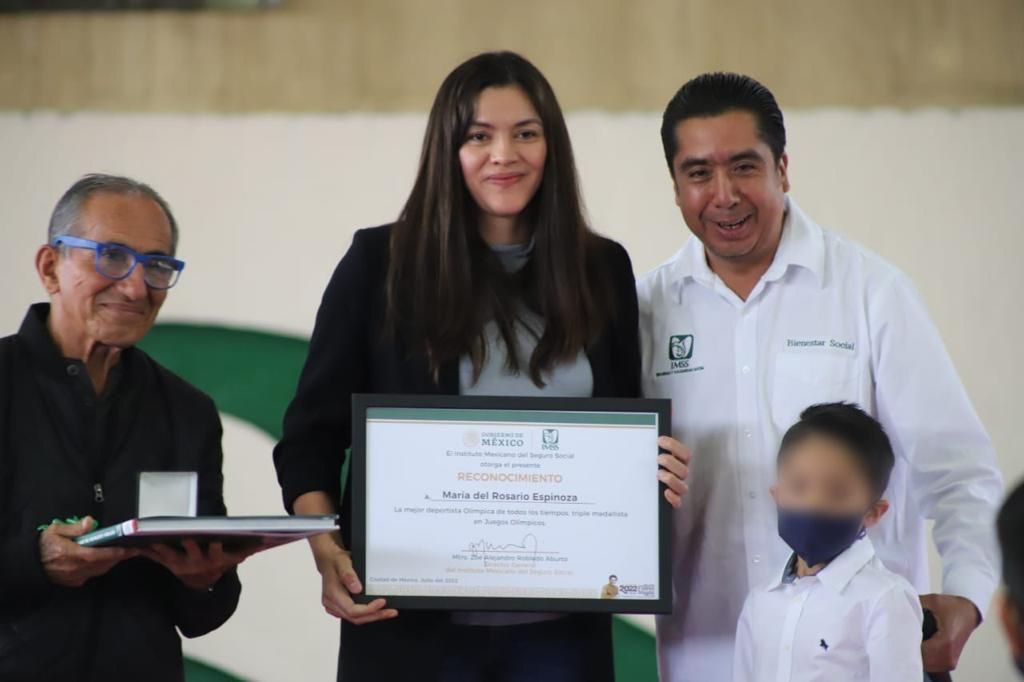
[656,333,705,378]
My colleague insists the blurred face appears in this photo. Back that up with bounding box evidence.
[37,192,173,351]
[669,110,789,265]
[771,435,886,527]
[459,85,547,234]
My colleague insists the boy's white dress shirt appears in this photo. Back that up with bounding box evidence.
[733,537,923,682]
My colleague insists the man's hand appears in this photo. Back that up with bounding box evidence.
[39,516,136,587]
[312,532,398,625]
[142,540,257,591]
[658,436,691,509]
[920,593,981,672]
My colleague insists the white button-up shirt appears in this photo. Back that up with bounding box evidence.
[638,197,1003,681]
[733,537,924,682]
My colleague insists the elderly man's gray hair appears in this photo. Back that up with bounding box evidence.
[48,174,180,255]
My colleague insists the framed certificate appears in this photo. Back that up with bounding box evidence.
[350,394,672,613]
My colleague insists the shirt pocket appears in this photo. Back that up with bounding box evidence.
[771,352,860,431]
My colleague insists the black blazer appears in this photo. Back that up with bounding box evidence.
[273,224,641,681]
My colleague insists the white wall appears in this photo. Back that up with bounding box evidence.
[1,109,1022,680]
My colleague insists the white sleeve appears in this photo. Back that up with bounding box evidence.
[870,272,1003,613]
[866,582,924,682]
[733,595,757,682]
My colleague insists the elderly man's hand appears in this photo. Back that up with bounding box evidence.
[658,436,691,509]
[920,593,981,672]
[142,540,258,591]
[40,516,137,587]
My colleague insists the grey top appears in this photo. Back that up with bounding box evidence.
[458,238,593,399]
[452,238,593,627]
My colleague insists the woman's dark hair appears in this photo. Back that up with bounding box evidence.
[660,72,786,173]
[386,51,605,386]
[778,402,895,499]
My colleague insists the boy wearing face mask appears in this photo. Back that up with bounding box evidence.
[733,402,924,682]
[997,479,1024,677]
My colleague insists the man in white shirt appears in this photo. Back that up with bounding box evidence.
[638,72,1003,681]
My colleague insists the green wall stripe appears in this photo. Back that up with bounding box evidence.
[613,617,660,681]
[184,657,244,682]
[138,323,308,440]
[143,323,658,682]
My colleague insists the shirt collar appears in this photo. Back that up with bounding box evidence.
[16,302,135,386]
[780,553,800,584]
[770,536,877,594]
[672,195,826,289]
[490,235,535,274]
[17,302,69,378]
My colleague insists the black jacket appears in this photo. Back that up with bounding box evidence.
[0,304,241,682]
[273,225,641,681]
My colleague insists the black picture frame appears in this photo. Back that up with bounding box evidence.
[350,393,673,614]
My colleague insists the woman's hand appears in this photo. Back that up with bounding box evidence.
[657,436,691,508]
[312,532,398,625]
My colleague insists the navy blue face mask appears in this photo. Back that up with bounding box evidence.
[777,507,866,567]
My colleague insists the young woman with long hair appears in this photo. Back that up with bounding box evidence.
[273,51,689,682]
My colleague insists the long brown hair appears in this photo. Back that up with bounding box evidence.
[386,51,608,386]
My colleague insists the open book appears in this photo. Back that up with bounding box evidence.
[75,515,339,550]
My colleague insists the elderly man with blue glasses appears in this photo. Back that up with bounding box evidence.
[0,174,253,682]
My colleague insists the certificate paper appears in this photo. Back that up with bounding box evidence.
[351,394,671,613]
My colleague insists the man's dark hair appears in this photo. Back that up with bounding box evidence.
[778,402,895,499]
[998,480,1024,617]
[660,72,786,173]
[608,574,617,581]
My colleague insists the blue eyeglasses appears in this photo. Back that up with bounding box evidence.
[51,236,186,290]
